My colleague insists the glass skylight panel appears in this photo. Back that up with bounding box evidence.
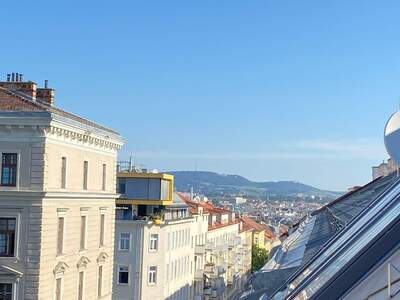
[292,199,400,299]
[280,177,400,298]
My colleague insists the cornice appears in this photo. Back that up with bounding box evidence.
[45,125,122,151]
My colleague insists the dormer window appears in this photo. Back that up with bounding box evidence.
[1,153,17,186]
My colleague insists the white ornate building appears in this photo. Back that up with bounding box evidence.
[0,74,123,299]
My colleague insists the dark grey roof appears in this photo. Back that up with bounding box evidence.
[239,173,399,300]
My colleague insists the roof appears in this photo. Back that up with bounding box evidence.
[0,86,120,135]
[240,172,399,300]
[240,216,275,239]
[208,219,240,231]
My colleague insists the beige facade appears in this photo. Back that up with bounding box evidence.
[0,79,123,300]
[372,159,398,180]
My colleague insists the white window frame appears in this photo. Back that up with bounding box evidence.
[119,233,131,251]
[56,209,68,257]
[0,276,18,300]
[149,234,158,252]
[0,211,20,259]
[148,266,157,285]
[117,265,130,285]
[97,265,103,298]
[102,163,107,191]
[54,276,64,300]
[60,155,68,190]
[79,209,89,251]
[76,270,85,300]
[99,209,107,248]
[0,150,21,190]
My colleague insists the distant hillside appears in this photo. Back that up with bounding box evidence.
[168,171,340,199]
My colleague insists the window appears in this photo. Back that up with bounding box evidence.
[1,153,17,186]
[97,266,103,297]
[55,278,62,300]
[83,161,88,190]
[100,214,105,247]
[148,266,157,284]
[149,234,158,251]
[57,217,64,255]
[118,265,129,284]
[80,216,87,250]
[61,157,67,189]
[119,233,130,251]
[0,218,15,257]
[0,283,12,300]
[77,271,84,300]
[102,164,106,191]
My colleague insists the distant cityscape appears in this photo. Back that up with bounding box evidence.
[0,73,399,300]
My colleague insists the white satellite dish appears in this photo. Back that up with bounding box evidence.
[384,111,400,164]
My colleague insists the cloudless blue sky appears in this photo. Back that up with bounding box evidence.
[2,0,400,190]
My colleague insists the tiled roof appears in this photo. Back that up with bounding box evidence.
[208,220,240,231]
[241,216,275,238]
[0,86,120,135]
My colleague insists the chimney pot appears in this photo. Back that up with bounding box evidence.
[6,74,10,82]
[11,73,15,82]
[44,80,48,89]
[19,74,23,82]
[16,73,19,82]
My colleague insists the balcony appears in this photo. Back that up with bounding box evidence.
[195,244,206,254]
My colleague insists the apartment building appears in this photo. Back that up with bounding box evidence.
[372,158,398,179]
[113,172,197,300]
[176,193,210,300]
[0,74,123,300]
[240,216,276,252]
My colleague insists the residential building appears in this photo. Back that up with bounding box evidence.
[372,158,398,179]
[176,193,210,300]
[113,172,196,300]
[0,74,123,299]
[235,197,246,205]
[240,216,276,252]
[175,194,253,300]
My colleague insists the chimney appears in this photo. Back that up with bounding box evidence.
[0,73,37,98]
[36,80,55,106]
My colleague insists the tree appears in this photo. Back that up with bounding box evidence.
[251,245,269,272]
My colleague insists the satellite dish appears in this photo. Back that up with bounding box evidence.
[384,111,400,164]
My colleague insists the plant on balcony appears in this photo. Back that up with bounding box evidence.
[151,212,164,224]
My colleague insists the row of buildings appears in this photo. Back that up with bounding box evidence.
[0,74,276,300]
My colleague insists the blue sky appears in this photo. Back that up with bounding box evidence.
[1,0,399,190]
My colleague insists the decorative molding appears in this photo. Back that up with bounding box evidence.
[97,252,109,264]
[77,256,91,270]
[53,261,69,277]
[45,125,122,151]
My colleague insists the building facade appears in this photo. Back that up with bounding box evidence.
[0,75,123,300]
[372,158,398,179]
[113,172,198,300]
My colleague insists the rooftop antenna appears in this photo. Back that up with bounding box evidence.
[129,155,133,172]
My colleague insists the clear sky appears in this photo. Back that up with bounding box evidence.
[2,0,399,190]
